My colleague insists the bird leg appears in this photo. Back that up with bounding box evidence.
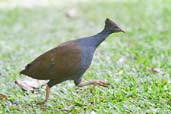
[38,84,51,105]
[77,80,109,89]
[43,84,51,104]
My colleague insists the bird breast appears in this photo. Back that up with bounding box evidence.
[80,47,95,71]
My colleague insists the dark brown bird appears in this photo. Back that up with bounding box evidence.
[20,18,124,104]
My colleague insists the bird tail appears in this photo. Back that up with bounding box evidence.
[20,69,25,75]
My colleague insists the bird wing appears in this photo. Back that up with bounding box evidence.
[23,41,82,80]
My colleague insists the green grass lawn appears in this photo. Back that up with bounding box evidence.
[0,0,171,113]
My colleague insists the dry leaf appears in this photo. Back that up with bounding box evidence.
[62,106,74,111]
[147,67,162,73]
[15,80,34,91]
[117,56,127,65]
[91,111,96,114]
[66,8,78,18]
[15,77,47,92]
[0,93,8,100]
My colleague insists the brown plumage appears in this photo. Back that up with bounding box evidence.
[22,41,81,81]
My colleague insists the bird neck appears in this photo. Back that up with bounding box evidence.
[78,28,112,48]
[91,28,111,47]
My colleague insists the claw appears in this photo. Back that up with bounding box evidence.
[98,80,109,87]
[93,80,109,87]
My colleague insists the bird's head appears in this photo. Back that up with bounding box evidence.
[104,18,125,33]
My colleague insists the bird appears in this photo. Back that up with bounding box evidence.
[20,18,124,104]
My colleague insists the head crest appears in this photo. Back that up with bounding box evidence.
[104,18,124,33]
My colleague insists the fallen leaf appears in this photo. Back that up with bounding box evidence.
[117,56,128,65]
[62,106,74,111]
[15,77,47,92]
[66,8,78,18]
[15,80,34,91]
[147,67,162,73]
[0,93,8,100]
[91,111,96,114]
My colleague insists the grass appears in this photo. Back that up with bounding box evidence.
[0,0,171,113]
